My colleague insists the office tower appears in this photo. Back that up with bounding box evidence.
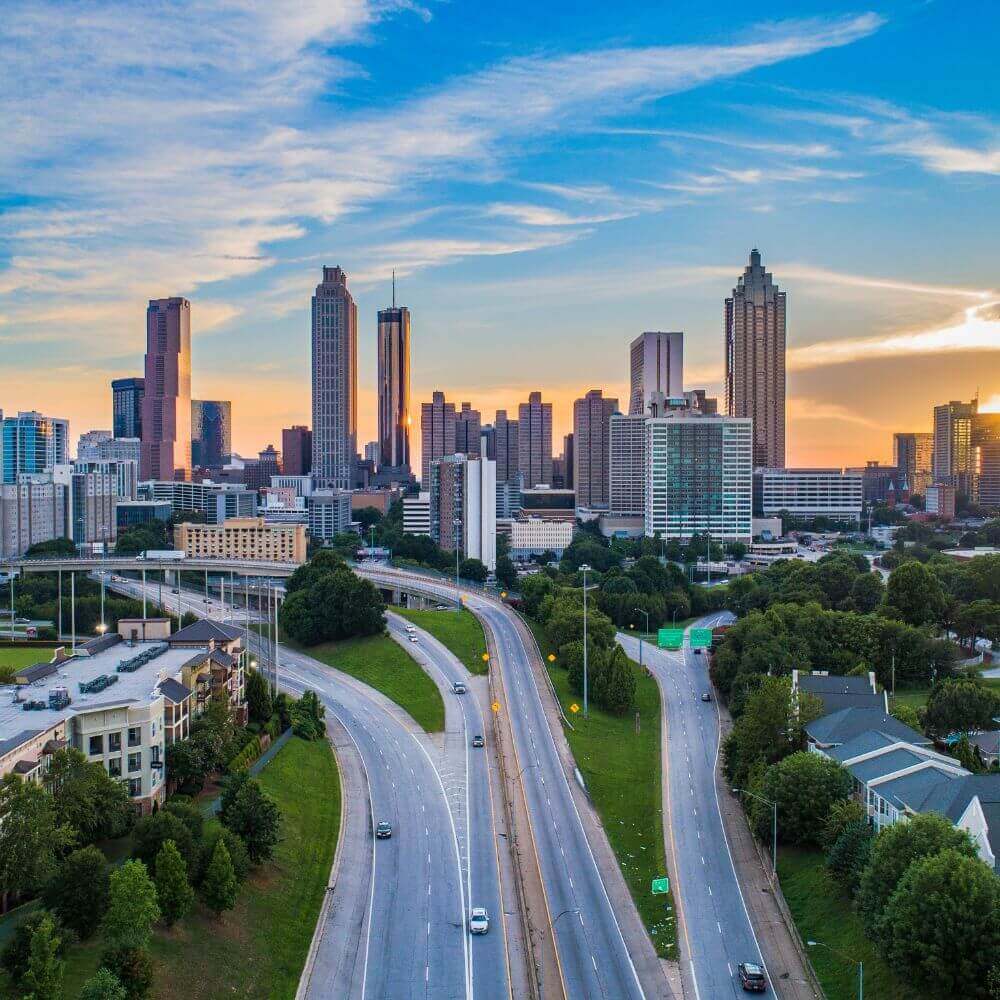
[377,301,411,473]
[282,426,312,477]
[518,391,552,488]
[92,437,140,467]
[481,423,497,461]
[421,391,457,485]
[1,411,70,483]
[364,441,380,465]
[455,403,482,457]
[551,455,566,489]
[77,430,113,462]
[972,413,1000,507]
[191,400,232,469]
[754,469,863,523]
[725,248,786,468]
[141,297,192,482]
[645,411,752,541]
[893,432,934,495]
[933,399,978,497]
[629,332,684,416]
[428,442,496,571]
[112,377,145,439]
[75,458,139,501]
[494,411,520,483]
[609,413,646,516]
[311,266,358,490]
[563,433,574,490]
[573,389,618,509]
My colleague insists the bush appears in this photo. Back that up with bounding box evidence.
[42,845,110,939]
[80,967,129,1000]
[227,736,262,773]
[291,690,326,740]
[820,798,867,852]
[1,909,64,985]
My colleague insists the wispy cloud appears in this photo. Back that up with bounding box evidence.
[485,203,631,226]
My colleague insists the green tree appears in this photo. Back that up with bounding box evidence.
[101,861,160,953]
[849,572,884,613]
[280,563,386,645]
[495,554,518,591]
[546,596,615,650]
[245,667,273,725]
[200,839,238,916]
[45,747,134,844]
[820,798,867,852]
[164,738,211,795]
[889,700,923,732]
[883,560,947,627]
[220,774,281,864]
[42,845,110,940]
[924,678,1000,737]
[597,645,636,714]
[153,840,194,926]
[26,537,78,557]
[100,948,153,1000]
[882,848,1000,998]
[196,828,251,886]
[2,911,62,986]
[826,819,874,894]
[290,689,326,740]
[21,914,63,1000]
[162,800,204,843]
[458,557,487,583]
[79,969,128,1000]
[132,810,198,874]
[756,751,851,846]
[954,600,1000,653]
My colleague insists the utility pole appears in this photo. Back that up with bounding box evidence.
[58,567,63,639]
[70,572,76,653]
[581,563,591,718]
[141,567,147,618]
[706,534,711,586]
[633,607,649,667]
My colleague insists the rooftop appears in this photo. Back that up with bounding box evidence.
[806,707,929,747]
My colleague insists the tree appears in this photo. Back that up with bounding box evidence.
[79,969,128,1000]
[820,798,867,852]
[495,555,518,591]
[280,562,386,645]
[826,820,874,894]
[162,800,204,843]
[200,839,238,916]
[165,738,210,795]
[924,678,1000,737]
[756,752,851,847]
[2,911,60,985]
[21,914,63,1000]
[597,645,636,714]
[197,828,251,886]
[101,947,153,1000]
[132,810,198,874]
[101,861,160,953]
[245,667,273,726]
[154,840,194,926]
[883,560,947,627]
[954,600,1000,653]
[458,558,487,583]
[220,774,281,863]
[882,848,1000,998]
[45,747,134,844]
[42,846,110,940]
[849,572,884,614]
[291,689,326,740]
[26,537,78,557]
[889,700,923,732]
[857,812,978,937]
[546,596,614,651]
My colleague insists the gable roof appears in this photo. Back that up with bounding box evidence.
[878,765,967,814]
[827,730,899,763]
[158,678,193,704]
[921,774,1000,867]
[806,708,929,747]
[798,673,876,695]
[166,620,242,644]
[181,648,234,671]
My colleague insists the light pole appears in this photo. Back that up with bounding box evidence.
[632,608,649,667]
[807,940,863,1000]
[453,517,462,611]
[580,563,591,718]
[733,786,777,879]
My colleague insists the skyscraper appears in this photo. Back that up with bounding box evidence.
[933,399,978,497]
[563,432,574,490]
[282,426,312,476]
[573,389,618,508]
[1,411,70,483]
[421,391,456,485]
[609,413,646,517]
[377,301,411,473]
[311,267,358,490]
[494,411,520,483]
[629,332,683,415]
[428,441,496,571]
[972,412,1000,507]
[191,400,232,469]
[141,297,192,481]
[725,249,786,468]
[518,391,552,488]
[112,377,144,439]
[893,432,933,494]
[455,403,482,457]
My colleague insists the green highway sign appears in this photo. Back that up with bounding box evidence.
[651,876,670,895]
[657,628,684,650]
[690,628,713,649]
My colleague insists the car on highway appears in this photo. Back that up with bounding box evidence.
[468,907,490,935]
[471,734,484,748]
[701,692,712,702]
[375,821,392,839]
[693,647,703,655]
[452,681,467,694]
[738,962,768,992]
[409,635,419,643]
[171,588,179,594]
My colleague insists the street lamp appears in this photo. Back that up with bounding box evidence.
[732,787,777,879]
[453,517,462,611]
[632,608,650,667]
[807,940,863,1000]
[580,563,592,718]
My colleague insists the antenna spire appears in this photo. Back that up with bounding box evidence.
[392,269,396,308]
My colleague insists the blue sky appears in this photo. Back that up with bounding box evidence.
[1,0,998,466]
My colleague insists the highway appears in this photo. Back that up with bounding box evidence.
[618,613,772,999]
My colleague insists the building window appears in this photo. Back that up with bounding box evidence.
[88,735,103,756]
[109,732,122,752]
[108,757,122,778]
[127,727,141,747]
[128,752,142,774]
[128,778,142,797]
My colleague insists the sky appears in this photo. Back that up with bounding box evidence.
[1,0,998,471]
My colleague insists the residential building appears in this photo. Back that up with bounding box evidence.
[725,248,786,468]
[139,480,255,524]
[311,266,358,490]
[494,411,519,483]
[754,468,863,522]
[629,331,683,415]
[645,411,752,541]
[972,412,1000,507]
[53,465,116,548]
[74,458,138,502]
[421,391,456,485]
[191,400,232,469]
[403,491,431,535]
[792,670,887,716]
[805,708,931,752]
[429,444,496,570]
[77,430,112,461]
[845,461,900,503]
[609,412,646,516]
[173,517,307,563]
[517,391,552,487]
[510,518,573,560]
[0,477,69,559]
[934,399,978,497]
[377,302,411,475]
[893,432,934,495]
[455,403,482,458]
[116,500,172,531]
[572,389,618,509]
[112,377,145,440]
[282,426,312,477]
[141,297,192,482]
[926,483,957,520]
[2,411,70,483]
[308,490,353,542]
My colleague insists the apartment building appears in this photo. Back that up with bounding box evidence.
[173,517,307,563]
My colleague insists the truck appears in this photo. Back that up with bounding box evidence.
[137,550,186,562]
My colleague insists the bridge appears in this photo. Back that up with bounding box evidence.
[6,556,301,578]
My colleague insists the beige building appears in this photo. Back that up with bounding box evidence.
[174,516,307,563]
[510,517,573,559]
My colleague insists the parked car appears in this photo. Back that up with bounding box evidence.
[375,821,392,840]
[738,962,767,993]
[452,681,467,695]
[469,907,490,935]
[472,734,485,748]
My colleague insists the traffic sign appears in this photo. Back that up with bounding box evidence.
[651,876,670,895]
[690,628,713,649]
[657,628,684,650]
[569,703,580,714]
[491,701,500,713]
[481,653,490,662]
[547,653,556,662]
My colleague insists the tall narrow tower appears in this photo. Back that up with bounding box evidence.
[629,332,683,415]
[725,249,786,469]
[311,267,358,489]
[377,287,411,474]
[517,391,553,488]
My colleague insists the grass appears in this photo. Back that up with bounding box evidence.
[527,621,678,960]
[308,632,445,733]
[891,675,1000,713]
[0,645,57,680]
[394,607,489,675]
[777,848,920,1000]
[0,737,340,1000]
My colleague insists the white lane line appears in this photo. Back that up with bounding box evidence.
[717,921,722,934]
[707,886,712,896]
[591,955,598,972]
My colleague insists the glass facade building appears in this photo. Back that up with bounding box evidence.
[1,411,69,483]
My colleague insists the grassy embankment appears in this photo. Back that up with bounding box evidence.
[394,607,489,675]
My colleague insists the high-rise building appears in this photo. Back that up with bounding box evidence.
[725,249,786,468]
[518,391,552,488]
[191,400,232,469]
[972,413,1000,508]
[377,302,411,473]
[684,389,718,415]
[421,391,456,485]
[54,465,116,548]
[609,413,646,516]
[573,389,618,509]
[1,411,70,483]
[141,297,192,482]
[75,458,138,502]
[0,477,70,559]
[282,426,312,477]
[494,411,520,483]
[754,469,863,523]
[455,403,482,458]
[112,377,145,440]
[629,332,683,416]
[925,484,957,521]
[893,432,934,495]
[311,267,358,490]
[934,399,978,497]
[77,430,113,462]
[563,432,574,490]
[364,441,381,465]
[428,443,496,571]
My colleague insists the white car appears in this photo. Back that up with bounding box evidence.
[409,635,419,643]
[469,907,489,935]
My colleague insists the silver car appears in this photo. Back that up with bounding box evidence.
[469,907,489,935]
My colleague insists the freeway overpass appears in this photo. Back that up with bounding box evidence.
[6,556,301,577]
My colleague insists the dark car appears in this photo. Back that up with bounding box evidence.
[738,962,767,993]
[375,821,392,839]
[701,692,712,702]
[472,734,485,748]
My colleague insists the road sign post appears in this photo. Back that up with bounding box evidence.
[690,627,713,649]
[651,876,670,894]
[657,628,684,649]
